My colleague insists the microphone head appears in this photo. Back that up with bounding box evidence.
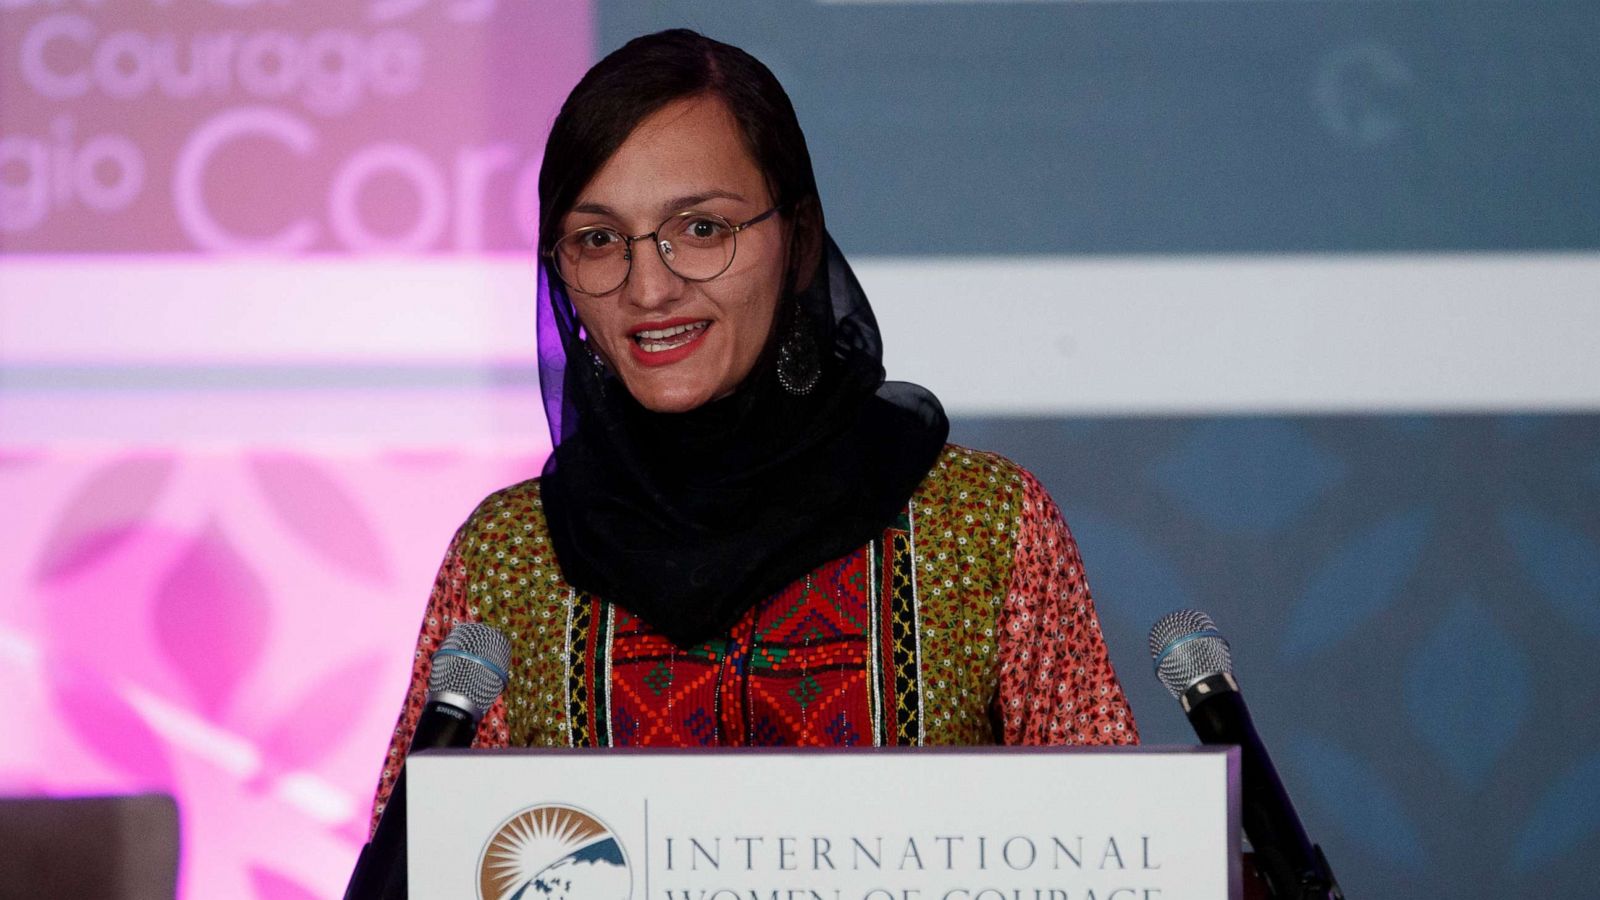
[1148,609,1233,699]
[427,623,512,718]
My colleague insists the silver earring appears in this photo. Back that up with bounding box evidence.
[586,345,609,394]
[777,312,820,396]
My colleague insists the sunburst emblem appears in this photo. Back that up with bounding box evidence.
[478,804,631,900]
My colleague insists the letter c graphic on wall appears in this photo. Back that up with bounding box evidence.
[174,106,318,252]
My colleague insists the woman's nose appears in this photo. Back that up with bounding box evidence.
[624,235,683,309]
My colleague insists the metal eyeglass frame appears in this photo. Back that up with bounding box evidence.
[544,205,782,296]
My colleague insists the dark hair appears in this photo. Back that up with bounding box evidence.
[537,29,822,287]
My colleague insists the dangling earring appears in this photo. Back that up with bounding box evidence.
[586,344,609,395]
[776,308,821,396]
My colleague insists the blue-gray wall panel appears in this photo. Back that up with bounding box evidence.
[600,2,1600,254]
[951,413,1600,897]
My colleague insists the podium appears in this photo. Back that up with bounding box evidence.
[406,746,1240,900]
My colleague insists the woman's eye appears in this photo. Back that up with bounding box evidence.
[580,230,618,250]
[686,218,725,240]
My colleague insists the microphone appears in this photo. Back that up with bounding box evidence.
[344,622,512,900]
[1148,610,1344,900]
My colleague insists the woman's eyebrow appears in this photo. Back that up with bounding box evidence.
[569,190,750,221]
[662,189,747,211]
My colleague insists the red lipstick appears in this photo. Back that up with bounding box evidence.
[627,318,712,367]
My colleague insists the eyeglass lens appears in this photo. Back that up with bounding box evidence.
[555,213,737,295]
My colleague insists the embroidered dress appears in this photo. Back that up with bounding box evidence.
[369,446,1137,828]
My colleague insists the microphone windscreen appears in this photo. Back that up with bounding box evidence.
[426,623,512,717]
[1148,609,1233,699]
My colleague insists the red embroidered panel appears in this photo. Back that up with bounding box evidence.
[606,544,878,746]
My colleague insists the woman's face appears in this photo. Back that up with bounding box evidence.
[561,94,787,414]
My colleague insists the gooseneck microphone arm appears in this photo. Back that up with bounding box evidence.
[1150,611,1344,900]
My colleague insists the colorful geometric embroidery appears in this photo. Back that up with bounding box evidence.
[865,538,887,746]
[747,556,874,745]
[598,542,892,747]
[564,591,595,748]
[594,600,615,746]
[883,524,922,745]
[371,445,1140,830]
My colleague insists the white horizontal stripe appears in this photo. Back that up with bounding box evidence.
[3,253,1597,419]
[862,252,1600,415]
[273,772,358,825]
[0,386,549,445]
[119,681,262,778]
[0,256,539,364]
[0,622,42,670]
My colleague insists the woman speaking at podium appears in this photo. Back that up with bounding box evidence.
[370,28,1136,826]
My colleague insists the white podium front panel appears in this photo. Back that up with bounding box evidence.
[408,746,1238,900]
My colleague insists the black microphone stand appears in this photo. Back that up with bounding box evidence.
[343,700,477,900]
[1186,674,1345,900]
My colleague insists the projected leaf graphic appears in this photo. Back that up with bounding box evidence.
[151,523,272,718]
[35,454,176,581]
[249,866,322,900]
[52,665,175,790]
[1403,599,1530,784]
[1500,507,1600,638]
[1063,508,1193,631]
[256,652,388,773]
[1280,509,1432,659]
[1285,734,1427,870]
[1151,420,1343,535]
[1512,751,1600,871]
[248,453,393,584]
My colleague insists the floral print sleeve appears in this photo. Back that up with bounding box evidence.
[368,526,510,836]
[996,468,1138,746]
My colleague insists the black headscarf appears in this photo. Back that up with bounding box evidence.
[536,231,949,647]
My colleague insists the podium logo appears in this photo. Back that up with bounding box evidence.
[478,803,632,900]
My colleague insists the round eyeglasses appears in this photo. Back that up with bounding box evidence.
[545,206,781,296]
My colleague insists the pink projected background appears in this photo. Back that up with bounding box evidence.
[2,2,590,897]
[0,449,549,897]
